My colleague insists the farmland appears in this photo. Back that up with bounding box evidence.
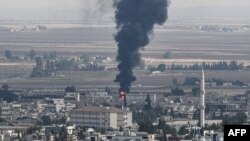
[0,24,249,89]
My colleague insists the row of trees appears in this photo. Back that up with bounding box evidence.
[5,49,36,60]
[171,61,244,70]
[30,52,105,77]
[222,112,247,125]
[0,84,17,102]
[171,86,200,96]
[149,61,245,73]
[183,77,246,87]
[149,64,167,72]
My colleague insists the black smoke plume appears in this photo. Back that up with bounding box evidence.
[114,0,169,92]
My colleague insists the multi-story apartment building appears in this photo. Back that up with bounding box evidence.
[126,93,157,106]
[0,101,11,120]
[45,98,65,113]
[69,106,132,129]
[80,91,113,106]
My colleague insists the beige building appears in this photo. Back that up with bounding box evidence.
[69,107,132,129]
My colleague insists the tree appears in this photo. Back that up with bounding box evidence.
[158,119,166,130]
[171,87,184,95]
[29,49,36,60]
[158,119,177,136]
[163,129,167,141]
[77,128,86,140]
[138,121,157,134]
[183,77,199,86]
[192,87,200,96]
[65,85,76,92]
[5,50,12,59]
[222,112,247,125]
[157,64,167,72]
[163,51,171,59]
[43,51,57,60]
[41,116,52,125]
[35,57,43,68]
[45,59,56,76]
[49,51,57,59]
[173,98,182,103]
[172,78,178,86]
[144,94,152,110]
[30,57,44,77]
[1,84,9,91]
[0,84,17,102]
[26,126,42,134]
[206,123,220,131]
[80,54,90,64]
[178,125,188,135]
[57,126,67,141]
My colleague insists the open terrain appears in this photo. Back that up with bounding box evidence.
[0,24,249,89]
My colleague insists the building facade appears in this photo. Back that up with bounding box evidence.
[69,107,132,129]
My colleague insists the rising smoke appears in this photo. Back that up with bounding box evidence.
[114,0,169,92]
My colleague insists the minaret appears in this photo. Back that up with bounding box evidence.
[200,67,205,129]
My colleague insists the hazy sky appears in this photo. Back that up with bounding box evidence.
[0,0,249,8]
[172,0,250,7]
[0,0,249,22]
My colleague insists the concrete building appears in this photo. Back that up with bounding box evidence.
[19,89,64,102]
[126,93,157,106]
[64,92,80,103]
[69,107,132,129]
[166,120,223,127]
[0,102,12,120]
[36,101,47,113]
[223,82,233,87]
[107,129,150,141]
[80,91,113,106]
[45,98,65,113]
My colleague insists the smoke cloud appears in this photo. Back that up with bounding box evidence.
[114,0,169,92]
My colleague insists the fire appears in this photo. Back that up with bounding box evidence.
[119,90,126,101]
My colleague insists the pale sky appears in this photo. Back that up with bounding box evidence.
[0,0,249,21]
[172,0,250,7]
[0,0,249,8]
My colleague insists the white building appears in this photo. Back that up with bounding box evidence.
[223,82,233,87]
[0,102,11,120]
[69,107,132,129]
[45,98,65,113]
[64,92,80,103]
[36,101,47,113]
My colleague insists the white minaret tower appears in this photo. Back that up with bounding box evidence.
[200,67,205,129]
